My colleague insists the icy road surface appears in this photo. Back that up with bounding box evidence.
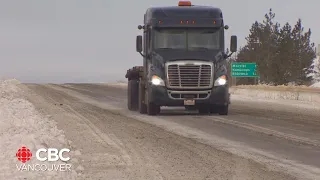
[0,79,79,180]
[2,80,320,179]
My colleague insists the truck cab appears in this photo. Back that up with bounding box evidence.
[126,1,237,115]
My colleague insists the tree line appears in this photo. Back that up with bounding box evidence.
[230,9,317,86]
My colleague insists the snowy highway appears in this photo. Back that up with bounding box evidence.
[1,80,320,179]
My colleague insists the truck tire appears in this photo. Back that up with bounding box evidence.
[218,105,228,115]
[147,102,160,115]
[127,80,139,111]
[209,105,218,114]
[198,105,210,114]
[138,82,147,114]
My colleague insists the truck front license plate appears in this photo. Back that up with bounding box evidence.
[184,99,195,105]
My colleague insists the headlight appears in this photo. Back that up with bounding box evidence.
[214,75,227,86]
[151,75,165,86]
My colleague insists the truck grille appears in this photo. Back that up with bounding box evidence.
[166,61,213,89]
[168,90,211,100]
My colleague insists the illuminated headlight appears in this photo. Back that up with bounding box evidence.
[214,75,227,86]
[151,75,165,86]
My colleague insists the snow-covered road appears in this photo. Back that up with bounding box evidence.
[1,79,320,179]
[0,79,79,180]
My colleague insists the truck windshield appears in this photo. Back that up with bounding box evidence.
[153,28,220,50]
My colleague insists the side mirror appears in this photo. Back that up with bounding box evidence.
[136,35,142,53]
[230,35,237,52]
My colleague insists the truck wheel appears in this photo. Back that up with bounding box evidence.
[209,105,218,114]
[198,105,210,114]
[147,102,160,115]
[138,82,147,114]
[127,80,139,111]
[218,105,229,115]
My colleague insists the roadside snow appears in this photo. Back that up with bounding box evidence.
[0,79,78,180]
[231,94,320,110]
[311,82,320,88]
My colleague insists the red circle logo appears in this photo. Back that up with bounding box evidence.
[16,146,32,163]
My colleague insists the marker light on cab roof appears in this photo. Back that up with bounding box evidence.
[178,1,192,6]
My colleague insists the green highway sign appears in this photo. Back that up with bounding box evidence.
[231,62,258,77]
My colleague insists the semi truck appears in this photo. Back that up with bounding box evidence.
[125,1,237,115]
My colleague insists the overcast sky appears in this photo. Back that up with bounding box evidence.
[0,0,319,83]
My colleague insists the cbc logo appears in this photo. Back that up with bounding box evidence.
[16,146,71,163]
[36,148,70,162]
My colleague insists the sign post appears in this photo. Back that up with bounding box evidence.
[231,62,259,85]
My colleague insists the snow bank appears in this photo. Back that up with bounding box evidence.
[103,82,127,89]
[110,81,320,103]
[0,79,78,180]
[311,82,320,88]
[233,84,319,92]
[230,86,320,103]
